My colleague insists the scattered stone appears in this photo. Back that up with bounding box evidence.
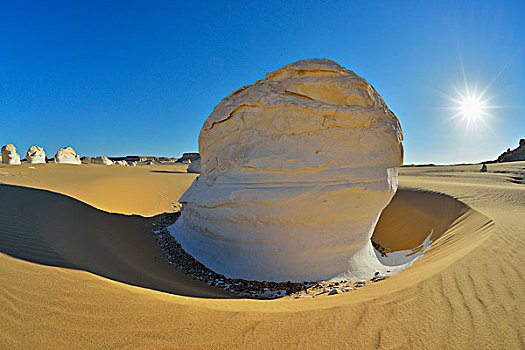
[371,275,386,282]
[151,212,385,299]
[372,240,391,257]
[354,280,367,288]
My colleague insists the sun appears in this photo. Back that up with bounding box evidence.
[460,94,485,121]
[439,80,498,132]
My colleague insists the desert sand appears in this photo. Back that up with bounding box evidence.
[0,161,524,349]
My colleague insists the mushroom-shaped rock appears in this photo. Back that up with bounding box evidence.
[26,146,46,164]
[169,59,405,282]
[186,158,201,173]
[1,144,21,165]
[93,156,113,165]
[54,147,81,164]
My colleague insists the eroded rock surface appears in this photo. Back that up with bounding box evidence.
[1,144,21,165]
[186,159,201,173]
[497,139,525,162]
[54,147,81,164]
[93,156,113,165]
[26,146,46,164]
[170,59,404,282]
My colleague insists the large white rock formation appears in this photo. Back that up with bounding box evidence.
[1,144,21,165]
[26,145,46,164]
[54,147,81,164]
[170,59,405,282]
[93,156,114,165]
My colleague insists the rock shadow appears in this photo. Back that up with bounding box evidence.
[0,184,233,299]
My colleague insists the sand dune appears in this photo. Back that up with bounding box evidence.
[0,184,231,298]
[0,162,524,348]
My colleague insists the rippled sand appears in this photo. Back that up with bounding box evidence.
[0,162,523,349]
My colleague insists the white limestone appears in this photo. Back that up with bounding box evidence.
[170,59,405,282]
[54,147,81,164]
[26,145,46,164]
[93,156,114,165]
[114,160,128,166]
[1,144,21,165]
[186,159,201,173]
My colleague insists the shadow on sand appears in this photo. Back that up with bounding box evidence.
[150,170,188,174]
[0,184,493,300]
[0,184,233,299]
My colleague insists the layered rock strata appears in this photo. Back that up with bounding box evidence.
[170,59,405,282]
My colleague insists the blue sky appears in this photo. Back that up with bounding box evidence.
[1,1,524,164]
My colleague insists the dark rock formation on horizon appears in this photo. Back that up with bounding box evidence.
[176,153,200,163]
[496,139,525,162]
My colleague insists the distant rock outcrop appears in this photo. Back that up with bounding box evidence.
[26,146,46,164]
[54,147,81,164]
[114,160,128,166]
[176,153,200,163]
[81,157,92,164]
[93,156,113,165]
[497,139,525,162]
[186,158,201,173]
[1,144,21,165]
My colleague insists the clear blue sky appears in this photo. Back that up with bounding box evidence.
[1,1,524,164]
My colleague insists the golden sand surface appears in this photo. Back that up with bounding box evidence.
[0,162,524,349]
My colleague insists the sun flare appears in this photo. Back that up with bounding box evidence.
[440,78,499,133]
[460,94,485,121]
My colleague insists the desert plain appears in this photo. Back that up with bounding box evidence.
[0,161,524,349]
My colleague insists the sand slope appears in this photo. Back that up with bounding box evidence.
[0,162,524,349]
